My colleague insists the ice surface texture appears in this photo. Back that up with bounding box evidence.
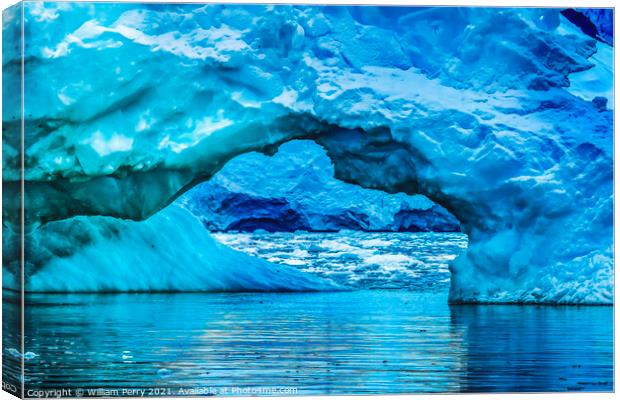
[180,140,460,232]
[563,9,613,45]
[11,205,336,292]
[2,4,613,303]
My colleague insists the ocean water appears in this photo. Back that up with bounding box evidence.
[3,232,613,395]
[213,231,468,290]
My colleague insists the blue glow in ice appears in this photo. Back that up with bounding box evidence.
[2,4,613,303]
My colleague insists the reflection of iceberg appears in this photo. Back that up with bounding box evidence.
[19,291,613,392]
[23,206,336,292]
[449,304,613,391]
[21,291,471,393]
[3,4,613,303]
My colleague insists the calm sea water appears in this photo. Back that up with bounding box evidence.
[3,232,613,395]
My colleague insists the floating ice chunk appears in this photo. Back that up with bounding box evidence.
[364,254,415,265]
[307,244,326,253]
[6,349,39,360]
[360,239,394,248]
[7,348,21,358]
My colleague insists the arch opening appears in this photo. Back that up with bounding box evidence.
[181,139,468,291]
[9,138,469,296]
[4,113,613,304]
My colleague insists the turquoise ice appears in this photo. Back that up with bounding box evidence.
[2,4,613,303]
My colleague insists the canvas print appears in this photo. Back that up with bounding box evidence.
[1,2,614,397]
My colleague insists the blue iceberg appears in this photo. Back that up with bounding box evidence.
[19,205,336,292]
[2,4,613,303]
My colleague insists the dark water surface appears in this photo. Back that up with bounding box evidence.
[5,290,613,395]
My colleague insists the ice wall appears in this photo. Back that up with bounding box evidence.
[3,4,613,303]
[562,8,613,45]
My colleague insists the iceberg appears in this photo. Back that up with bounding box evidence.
[2,4,613,303]
[15,205,336,292]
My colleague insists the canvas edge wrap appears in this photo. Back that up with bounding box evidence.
[2,1,25,398]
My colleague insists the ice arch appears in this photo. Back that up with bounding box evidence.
[3,4,612,303]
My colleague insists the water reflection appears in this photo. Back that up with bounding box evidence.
[5,290,612,395]
[449,304,613,392]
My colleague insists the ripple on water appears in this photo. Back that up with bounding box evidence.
[12,290,613,394]
[213,231,468,290]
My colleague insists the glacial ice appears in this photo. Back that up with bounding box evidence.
[2,4,614,303]
[565,8,613,45]
[17,205,336,292]
[180,140,460,232]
